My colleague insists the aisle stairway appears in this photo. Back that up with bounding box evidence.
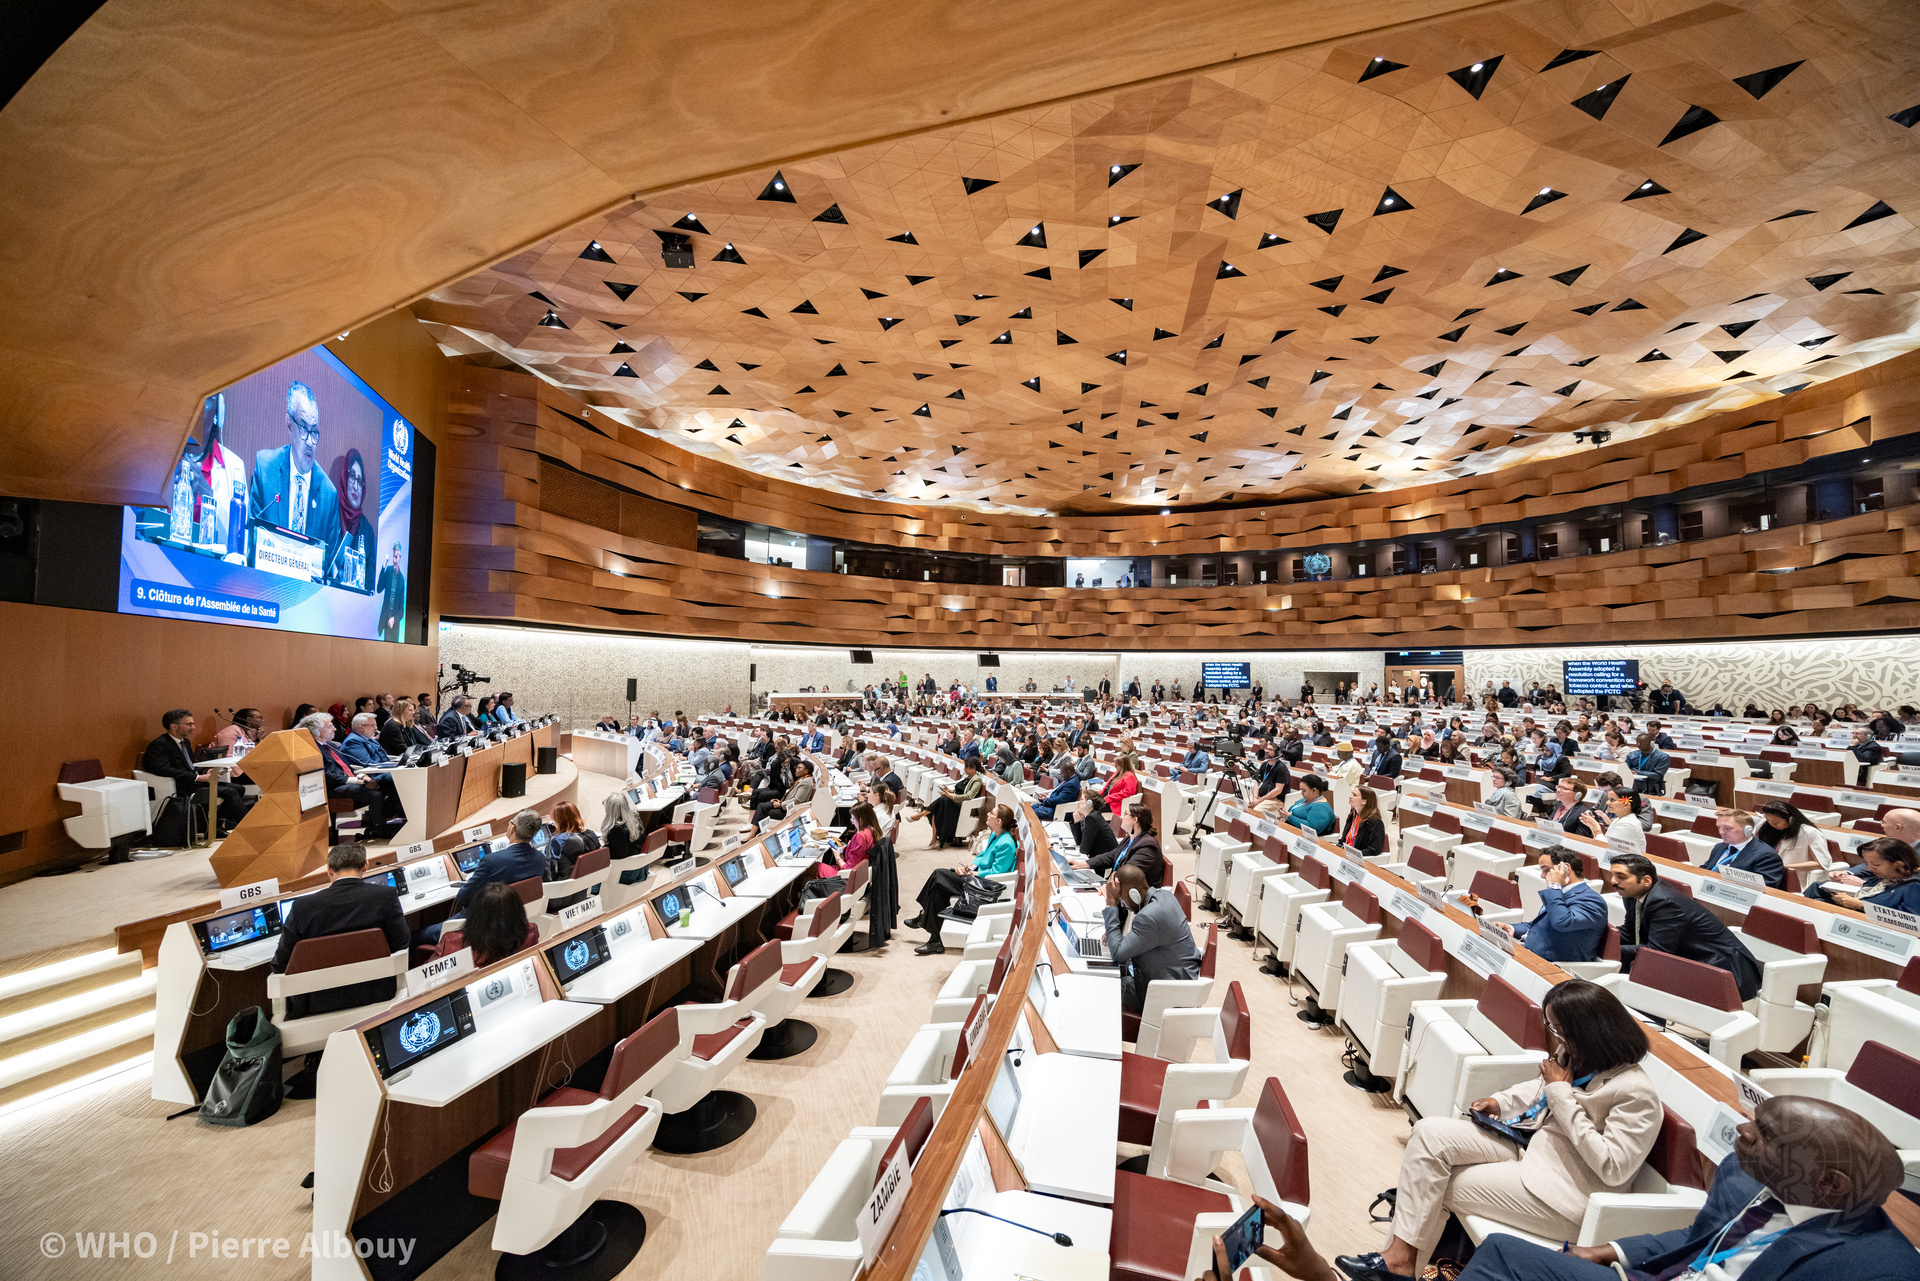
[0,941,156,1111]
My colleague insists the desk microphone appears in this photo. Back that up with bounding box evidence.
[939,1208,1071,1247]
[1034,959,1060,997]
[687,881,725,912]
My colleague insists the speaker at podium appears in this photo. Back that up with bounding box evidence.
[500,762,528,798]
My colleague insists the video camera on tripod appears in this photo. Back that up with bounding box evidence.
[440,662,493,698]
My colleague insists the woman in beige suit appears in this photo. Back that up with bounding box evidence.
[1338,980,1660,1281]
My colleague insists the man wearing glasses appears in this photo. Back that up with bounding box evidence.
[247,379,342,567]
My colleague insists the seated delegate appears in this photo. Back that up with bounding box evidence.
[1498,846,1606,963]
[428,882,538,967]
[1610,853,1763,1001]
[301,711,405,840]
[1337,788,1386,858]
[1073,800,1165,886]
[423,809,546,944]
[1263,1096,1912,1281]
[1031,762,1082,820]
[1099,863,1201,1012]
[1287,773,1337,836]
[804,801,883,903]
[1701,807,1787,887]
[271,841,409,1023]
[143,707,251,834]
[923,757,985,848]
[1340,980,1659,1281]
[906,804,1018,956]
[378,697,433,756]
[1806,836,1920,915]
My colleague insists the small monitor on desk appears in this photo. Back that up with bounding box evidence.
[651,888,689,931]
[719,856,750,889]
[194,903,282,955]
[626,787,643,804]
[454,844,487,874]
[365,988,476,1078]
[986,1054,1023,1141]
[786,825,805,856]
[363,869,405,894]
[544,926,612,987]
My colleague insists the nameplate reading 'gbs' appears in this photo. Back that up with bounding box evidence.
[462,824,492,842]
[219,878,279,911]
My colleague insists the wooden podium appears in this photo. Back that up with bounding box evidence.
[209,728,329,888]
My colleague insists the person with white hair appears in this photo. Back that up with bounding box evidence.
[246,378,343,560]
[302,710,405,839]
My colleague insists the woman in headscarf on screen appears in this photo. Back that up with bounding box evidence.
[328,447,373,591]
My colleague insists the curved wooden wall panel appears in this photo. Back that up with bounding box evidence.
[440,362,1920,649]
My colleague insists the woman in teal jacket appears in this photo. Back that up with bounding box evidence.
[906,804,1019,955]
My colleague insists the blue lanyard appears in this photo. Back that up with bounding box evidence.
[1689,1226,1789,1272]
[1514,1072,1594,1124]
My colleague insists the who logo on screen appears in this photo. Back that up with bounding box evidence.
[391,417,408,455]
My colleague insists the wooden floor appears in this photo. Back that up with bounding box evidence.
[0,776,1415,1281]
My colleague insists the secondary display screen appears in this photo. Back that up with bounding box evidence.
[367,989,475,1077]
[1563,659,1641,696]
[651,888,690,931]
[120,345,420,642]
[720,856,750,888]
[194,904,281,954]
[544,927,612,986]
[1200,661,1252,689]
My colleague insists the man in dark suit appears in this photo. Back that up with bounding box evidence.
[1364,734,1402,780]
[1612,853,1763,1000]
[246,380,343,565]
[1702,808,1788,887]
[422,809,547,945]
[142,708,248,833]
[271,842,408,1019]
[375,542,406,641]
[301,711,404,839]
[436,695,478,738]
[1455,1096,1914,1281]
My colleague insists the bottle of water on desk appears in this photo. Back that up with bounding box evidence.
[169,458,193,542]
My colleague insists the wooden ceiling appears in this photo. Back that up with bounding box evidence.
[420,0,1920,514]
[0,0,1509,506]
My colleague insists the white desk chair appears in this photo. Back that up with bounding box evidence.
[1196,816,1253,911]
[762,1097,937,1281]
[1252,863,1332,979]
[651,941,777,1153]
[468,1009,678,1267]
[1338,919,1449,1093]
[1292,880,1386,1027]
[1223,835,1288,943]
[668,796,721,852]
[602,830,672,911]
[1751,1039,1920,1191]
[755,892,840,1060]
[1450,827,1529,890]
[1108,1076,1312,1281]
[952,794,988,844]
[1460,1104,1708,1250]
[930,955,996,1025]
[1398,806,1464,862]
[1597,950,1760,1068]
[1730,905,1828,1057]
[1811,957,1920,1070]
[1118,981,1253,1178]
[266,929,410,1058]
[1130,923,1219,1055]
[1397,974,1550,1121]
[875,1020,970,1126]
[1398,844,1450,892]
[531,849,612,939]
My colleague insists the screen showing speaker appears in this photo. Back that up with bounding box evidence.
[1563,659,1641,696]
[1200,661,1252,689]
[118,344,424,643]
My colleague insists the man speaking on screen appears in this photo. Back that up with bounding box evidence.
[377,542,406,642]
[247,380,342,568]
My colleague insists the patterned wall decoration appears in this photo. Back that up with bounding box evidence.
[1465,637,1920,711]
[440,625,1386,724]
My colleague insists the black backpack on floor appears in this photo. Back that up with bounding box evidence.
[200,1007,283,1128]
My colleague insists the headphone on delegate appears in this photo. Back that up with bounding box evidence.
[1124,882,1147,909]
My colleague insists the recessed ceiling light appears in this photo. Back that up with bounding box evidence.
[1640,181,1653,190]
[1382,197,1393,206]
[1471,62,1483,72]
[1111,165,1121,173]
[773,181,784,191]
[1538,187,1551,195]
[1110,215,1122,224]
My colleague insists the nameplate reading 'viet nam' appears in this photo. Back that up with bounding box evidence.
[559,896,603,927]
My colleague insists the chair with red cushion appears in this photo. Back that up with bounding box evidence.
[266,928,411,1058]
[650,941,779,1153]
[1125,922,1218,1051]
[468,1008,679,1271]
[752,894,839,1060]
[1117,981,1252,1177]
[762,1097,938,1281]
[531,848,612,940]
[1597,949,1759,1067]
[1109,1076,1311,1281]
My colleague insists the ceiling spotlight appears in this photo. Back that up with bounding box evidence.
[1382,196,1394,206]
[1471,62,1484,72]
[1111,165,1121,173]
[336,331,350,340]
[1110,215,1122,224]
[1539,187,1551,195]
[773,181,784,191]
[1639,181,1653,190]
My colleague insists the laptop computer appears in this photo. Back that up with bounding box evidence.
[1050,847,1102,889]
[1057,915,1115,964]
